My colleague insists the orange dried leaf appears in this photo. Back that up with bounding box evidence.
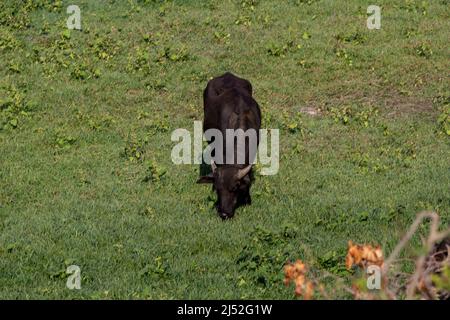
[346,241,384,269]
[283,259,315,299]
[304,281,315,300]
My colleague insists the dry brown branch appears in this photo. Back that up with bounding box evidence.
[374,211,449,299]
[285,211,449,300]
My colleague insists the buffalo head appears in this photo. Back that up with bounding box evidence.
[197,161,252,219]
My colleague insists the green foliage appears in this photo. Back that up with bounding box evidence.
[399,0,429,15]
[328,105,379,127]
[0,0,62,29]
[317,250,348,276]
[282,111,307,135]
[267,40,301,57]
[432,265,450,292]
[414,42,433,58]
[0,28,20,51]
[49,258,77,280]
[143,161,167,182]
[290,0,320,5]
[0,86,36,130]
[147,115,170,133]
[89,34,120,61]
[351,151,388,174]
[123,135,149,162]
[334,48,354,67]
[350,140,417,174]
[70,61,100,80]
[437,105,450,136]
[236,225,297,288]
[213,30,231,44]
[127,46,151,73]
[127,40,190,74]
[55,134,76,149]
[139,256,168,278]
[335,31,366,45]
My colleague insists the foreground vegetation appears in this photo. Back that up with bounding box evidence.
[0,0,449,299]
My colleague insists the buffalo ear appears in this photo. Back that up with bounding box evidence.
[196,175,214,184]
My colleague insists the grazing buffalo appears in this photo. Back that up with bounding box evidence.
[197,72,261,219]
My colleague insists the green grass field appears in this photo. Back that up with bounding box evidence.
[0,0,449,299]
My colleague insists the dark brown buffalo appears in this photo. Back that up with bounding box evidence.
[197,72,261,219]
